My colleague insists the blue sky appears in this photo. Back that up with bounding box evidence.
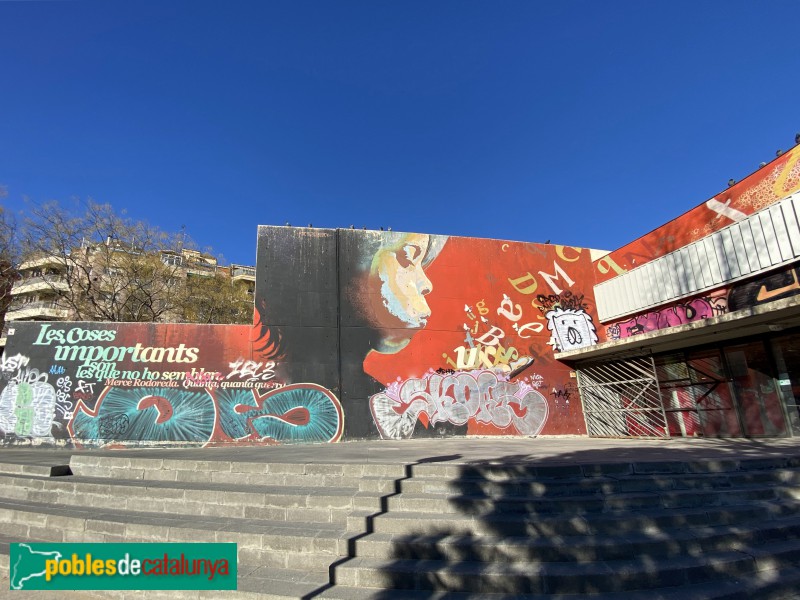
[1,1,799,266]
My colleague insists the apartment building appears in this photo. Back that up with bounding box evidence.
[0,244,255,351]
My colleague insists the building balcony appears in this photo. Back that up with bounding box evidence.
[230,265,256,282]
[18,255,68,272]
[12,274,70,296]
[5,300,70,321]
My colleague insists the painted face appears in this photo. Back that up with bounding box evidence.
[371,233,433,330]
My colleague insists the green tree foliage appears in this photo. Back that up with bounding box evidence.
[180,273,254,324]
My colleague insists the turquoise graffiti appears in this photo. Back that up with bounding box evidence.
[68,383,343,446]
[69,386,215,445]
[217,384,343,444]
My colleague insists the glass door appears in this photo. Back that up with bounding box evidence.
[723,341,788,437]
[769,333,800,436]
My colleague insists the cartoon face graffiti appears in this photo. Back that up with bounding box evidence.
[371,233,433,329]
[546,307,598,352]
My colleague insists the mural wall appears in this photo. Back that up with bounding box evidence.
[254,227,599,440]
[0,322,343,447]
[594,145,800,284]
[0,227,599,446]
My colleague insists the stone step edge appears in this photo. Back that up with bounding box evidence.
[391,456,800,478]
[68,454,800,479]
[0,461,71,477]
[0,471,373,499]
[351,513,800,553]
[383,483,798,505]
[6,472,796,511]
[69,455,408,479]
[332,540,799,586]
[63,462,800,495]
[0,476,383,518]
[344,499,800,535]
[318,564,800,600]
[0,498,351,545]
[397,467,800,488]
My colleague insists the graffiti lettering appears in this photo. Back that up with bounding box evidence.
[608,295,726,340]
[474,326,505,347]
[497,294,523,322]
[226,359,276,382]
[527,373,545,389]
[508,272,538,295]
[535,290,590,314]
[538,262,575,295]
[0,354,31,378]
[452,344,521,371]
[596,255,626,277]
[0,380,57,438]
[513,322,544,338]
[756,268,800,302]
[556,246,582,262]
[54,376,74,419]
[69,383,343,446]
[369,370,548,440]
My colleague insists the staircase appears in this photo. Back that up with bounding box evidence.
[0,451,799,598]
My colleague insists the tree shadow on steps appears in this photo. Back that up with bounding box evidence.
[358,446,800,598]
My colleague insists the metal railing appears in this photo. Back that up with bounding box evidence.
[231,266,256,278]
[7,299,64,313]
[14,274,68,287]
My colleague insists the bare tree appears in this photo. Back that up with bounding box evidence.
[0,199,21,333]
[20,200,202,322]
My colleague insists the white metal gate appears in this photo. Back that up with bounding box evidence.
[576,356,669,437]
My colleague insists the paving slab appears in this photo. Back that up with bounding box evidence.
[0,436,799,472]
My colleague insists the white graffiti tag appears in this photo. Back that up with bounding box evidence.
[227,358,276,382]
[0,354,30,378]
[369,370,548,440]
[54,376,74,419]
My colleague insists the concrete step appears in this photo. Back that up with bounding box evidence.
[380,484,796,516]
[0,472,382,523]
[395,467,800,497]
[350,514,800,563]
[0,498,352,572]
[318,564,800,599]
[0,460,72,477]
[406,456,800,481]
[347,498,800,536]
[332,537,800,594]
[69,454,407,487]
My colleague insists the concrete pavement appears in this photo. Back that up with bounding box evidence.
[2,436,800,471]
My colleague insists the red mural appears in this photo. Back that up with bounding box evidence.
[361,237,598,436]
[595,145,800,283]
